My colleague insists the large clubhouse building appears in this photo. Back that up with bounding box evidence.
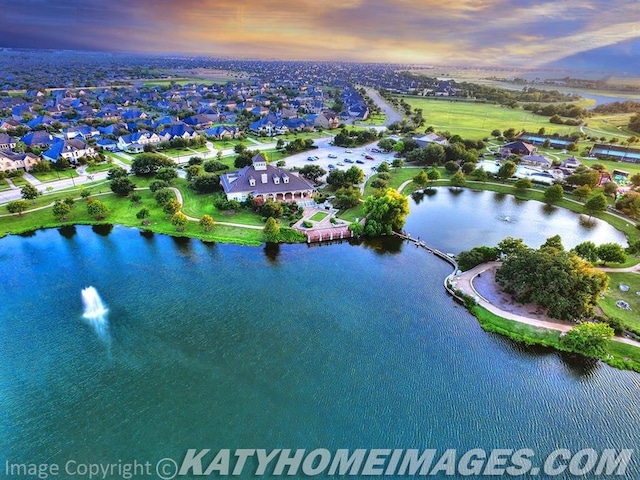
[221,154,316,203]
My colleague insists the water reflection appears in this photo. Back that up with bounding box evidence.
[559,352,600,378]
[541,204,556,216]
[17,230,37,237]
[360,236,403,254]
[263,242,280,264]
[171,236,192,254]
[423,188,437,197]
[57,225,77,239]
[139,229,154,240]
[92,224,114,236]
[579,216,597,230]
[493,192,507,204]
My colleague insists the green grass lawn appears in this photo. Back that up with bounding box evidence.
[31,169,80,183]
[9,176,29,187]
[0,179,12,191]
[0,187,265,246]
[104,151,132,165]
[355,113,387,126]
[85,163,115,174]
[175,181,264,226]
[599,272,640,330]
[309,211,328,222]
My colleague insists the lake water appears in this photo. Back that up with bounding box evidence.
[1,190,638,478]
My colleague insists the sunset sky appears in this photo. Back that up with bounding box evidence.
[1,0,639,71]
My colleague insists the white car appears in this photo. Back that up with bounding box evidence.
[345,149,353,153]
[328,153,337,159]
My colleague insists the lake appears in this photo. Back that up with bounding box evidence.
[1,190,638,478]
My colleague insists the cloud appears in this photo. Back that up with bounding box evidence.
[0,0,638,71]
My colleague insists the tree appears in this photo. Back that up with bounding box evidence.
[163,199,182,215]
[543,184,563,204]
[191,173,220,193]
[615,191,640,217]
[362,188,410,236]
[21,184,40,201]
[423,143,446,165]
[457,246,500,271]
[203,160,229,173]
[199,214,215,232]
[171,211,188,231]
[561,322,614,358]
[450,171,466,188]
[472,167,488,182]
[6,199,29,216]
[298,164,326,182]
[261,200,283,218]
[155,167,178,183]
[392,158,404,169]
[498,237,527,258]
[263,217,280,242]
[513,178,532,192]
[344,166,364,185]
[496,161,517,180]
[491,129,502,137]
[495,245,608,321]
[584,192,607,216]
[86,199,108,220]
[332,186,362,209]
[136,208,150,224]
[377,162,390,173]
[150,180,169,192]
[110,176,136,197]
[52,199,71,220]
[596,243,626,265]
[572,185,592,202]
[155,188,174,206]
[629,172,640,188]
[426,168,441,186]
[393,141,405,155]
[540,234,563,251]
[603,181,618,198]
[413,170,428,187]
[444,160,459,174]
[130,153,175,176]
[80,188,91,200]
[572,241,599,264]
[106,166,128,180]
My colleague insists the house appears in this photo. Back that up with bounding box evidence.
[560,156,581,169]
[203,125,241,140]
[157,123,199,143]
[250,115,288,136]
[500,140,536,157]
[0,150,39,173]
[117,131,161,153]
[96,138,118,151]
[21,131,59,149]
[220,153,316,203]
[413,133,449,148]
[0,133,18,151]
[64,125,100,140]
[42,139,95,164]
[314,111,340,130]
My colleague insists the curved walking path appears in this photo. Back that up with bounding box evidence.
[454,262,640,348]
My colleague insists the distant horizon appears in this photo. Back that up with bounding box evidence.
[1,0,639,76]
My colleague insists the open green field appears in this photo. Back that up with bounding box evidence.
[355,113,387,126]
[599,272,640,330]
[31,169,80,183]
[0,180,12,191]
[0,186,264,246]
[398,96,581,140]
[85,163,114,174]
[104,151,132,165]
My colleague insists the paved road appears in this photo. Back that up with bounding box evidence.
[363,87,402,126]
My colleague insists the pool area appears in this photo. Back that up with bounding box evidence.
[477,160,556,184]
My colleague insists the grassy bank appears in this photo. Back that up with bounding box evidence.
[470,305,640,373]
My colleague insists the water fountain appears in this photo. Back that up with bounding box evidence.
[81,286,109,339]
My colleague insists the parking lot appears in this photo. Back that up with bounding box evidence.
[282,137,397,181]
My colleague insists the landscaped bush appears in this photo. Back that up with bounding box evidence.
[302,221,313,228]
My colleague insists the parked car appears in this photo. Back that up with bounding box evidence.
[371,148,381,153]
[337,162,344,166]
[328,164,335,170]
[344,158,354,163]
[328,153,337,159]
[365,155,374,160]
[345,149,353,153]
[356,159,365,164]
[307,156,316,161]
